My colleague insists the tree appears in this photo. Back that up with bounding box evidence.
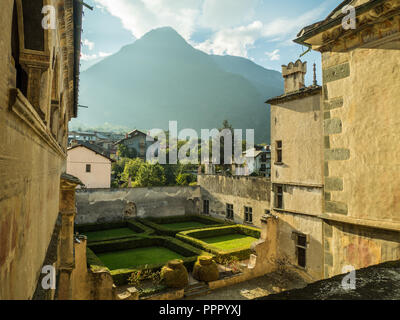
[122,158,144,184]
[176,173,196,186]
[117,144,138,159]
[111,157,131,187]
[133,163,166,187]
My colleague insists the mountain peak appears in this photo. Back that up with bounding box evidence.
[138,26,188,45]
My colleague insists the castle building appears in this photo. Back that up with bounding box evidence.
[267,0,400,281]
[0,0,86,299]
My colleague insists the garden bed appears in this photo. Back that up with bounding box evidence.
[138,214,232,236]
[87,236,209,286]
[176,225,260,261]
[76,219,154,243]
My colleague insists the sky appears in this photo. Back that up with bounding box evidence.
[79,0,341,85]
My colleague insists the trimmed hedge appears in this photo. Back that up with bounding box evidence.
[87,235,211,286]
[138,214,233,237]
[86,247,110,273]
[176,225,261,261]
[76,219,155,243]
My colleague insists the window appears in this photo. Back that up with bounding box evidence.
[226,204,234,220]
[295,233,307,268]
[203,199,209,214]
[11,1,28,95]
[276,185,283,209]
[86,164,91,173]
[276,141,282,163]
[261,153,267,162]
[244,206,253,223]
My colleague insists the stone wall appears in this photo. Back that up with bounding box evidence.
[197,175,271,228]
[0,0,79,299]
[75,186,201,225]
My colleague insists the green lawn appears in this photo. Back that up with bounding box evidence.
[200,233,258,252]
[97,246,184,270]
[161,221,209,230]
[84,228,137,242]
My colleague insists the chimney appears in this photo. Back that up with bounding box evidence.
[282,60,307,93]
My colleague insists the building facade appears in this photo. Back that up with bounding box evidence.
[0,0,87,299]
[67,144,113,189]
[198,174,271,228]
[267,0,400,281]
[267,60,325,280]
[115,129,154,160]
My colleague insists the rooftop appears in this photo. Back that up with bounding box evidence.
[258,260,400,300]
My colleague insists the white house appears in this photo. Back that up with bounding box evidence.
[67,143,113,189]
[236,146,271,177]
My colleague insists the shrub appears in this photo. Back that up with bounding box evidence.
[176,173,196,186]
[160,259,189,289]
[192,256,219,282]
[176,225,261,261]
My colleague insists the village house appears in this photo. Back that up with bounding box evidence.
[236,145,271,177]
[115,129,155,160]
[67,142,114,189]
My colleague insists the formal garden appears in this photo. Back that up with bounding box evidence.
[77,215,261,299]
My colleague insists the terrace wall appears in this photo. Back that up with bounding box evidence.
[75,186,201,225]
[198,175,271,228]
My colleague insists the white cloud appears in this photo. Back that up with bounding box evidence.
[94,0,202,40]
[265,49,280,61]
[81,51,112,61]
[80,53,98,61]
[194,3,329,57]
[83,39,95,50]
[199,0,260,30]
[93,0,331,58]
[194,21,263,57]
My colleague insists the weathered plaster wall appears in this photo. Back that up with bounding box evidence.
[325,221,400,278]
[197,175,271,228]
[271,94,324,186]
[277,213,324,281]
[0,0,76,299]
[75,186,201,225]
[67,146,112,189]
[322,43,400,224]
[272,185,323,216]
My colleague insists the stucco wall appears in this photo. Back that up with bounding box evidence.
[277,213,324,281]
[271,94,324,185]
[67,146,111,189]
[325,221,400,278]
[322,42,400,224]
[75,186,201,225]
[0,0,75,299]
[197,175,271,228]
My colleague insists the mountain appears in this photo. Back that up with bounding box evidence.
[73,27,283,143]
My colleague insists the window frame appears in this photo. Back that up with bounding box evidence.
[226,203,234,220]
[275,140,283,164]
[86,164,91,173]
[294,233,307,268]
[276,185,283,209]
[203,199,210,215]
[244,206,253,224]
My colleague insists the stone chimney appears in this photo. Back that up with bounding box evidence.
[282,60,307,93]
